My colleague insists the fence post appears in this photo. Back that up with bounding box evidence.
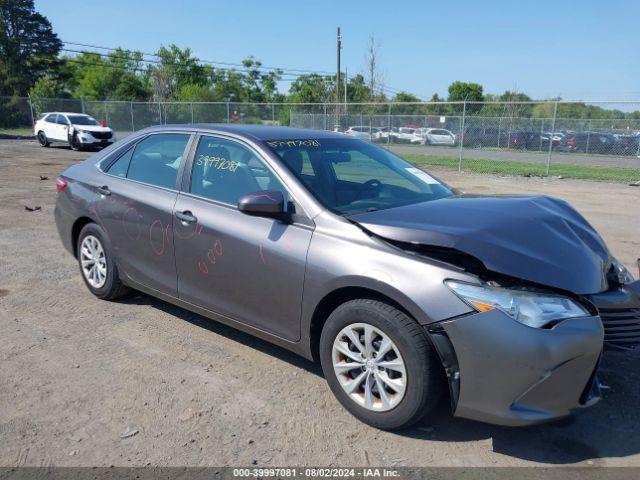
[546,101,558,176]
[387,103,392,146]
[458,100,467,173]
[226,102,230,124]
[190,102,194,123]
[130,102,135,132]
[27,94,35,126]
[323,104,327,130]
[585,119,592,154]
[80,97,85,114]
[271,102,275,124]
[539,119,544,151]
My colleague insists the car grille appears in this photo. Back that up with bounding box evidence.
[599,307,640,349]
[91,131,112,140]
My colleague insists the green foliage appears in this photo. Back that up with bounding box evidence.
[0,0,62,95]
[288,73,334,103]
[29,74,64,98]
[62,49,150,100]
[148,45,211,101]
[447,81,484,102]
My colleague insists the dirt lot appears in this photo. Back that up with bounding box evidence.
[1,139,639,468]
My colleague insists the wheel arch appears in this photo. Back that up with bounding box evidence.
[71,216,96,258]
[308,286,417,363]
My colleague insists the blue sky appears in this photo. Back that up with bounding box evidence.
[37,0,640,101]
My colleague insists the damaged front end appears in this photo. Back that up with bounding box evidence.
[427,309,603,426]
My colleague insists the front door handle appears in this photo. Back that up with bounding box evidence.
[97,185,111,196]
[175,210,197,224]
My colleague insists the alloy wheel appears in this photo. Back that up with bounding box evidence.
[80,235,107,288]
[332,322,407,412]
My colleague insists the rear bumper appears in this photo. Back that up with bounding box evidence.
[428,310,603,426]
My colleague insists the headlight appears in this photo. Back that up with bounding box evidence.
[445,280,589,328]
[612,259,634,285]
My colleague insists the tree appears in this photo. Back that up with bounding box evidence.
[0,0,62,95]
[287,73,333,103]
[447,81,484,114]
[447,81,484,102]
[346,74,372,102]
[364,34,384,102]
[148,45,211,101]
[29,74,64,98]
[62,49,150,100]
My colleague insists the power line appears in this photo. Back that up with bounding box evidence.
[61,40,423,99]
[62,41,335,76]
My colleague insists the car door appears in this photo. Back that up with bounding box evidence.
[49,114,68,141]
[97,132,193,296]
[173,134,313,341]
[42,114,58,139]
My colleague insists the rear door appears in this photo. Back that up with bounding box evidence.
[98,132,193,296]
[173,134,313,341]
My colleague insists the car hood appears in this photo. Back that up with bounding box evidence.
[71,125,112,132]
[350,195,612,294]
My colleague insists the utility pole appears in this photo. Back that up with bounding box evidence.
[335,27,341,130]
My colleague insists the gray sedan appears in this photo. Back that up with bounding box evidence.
[54,125,640,430]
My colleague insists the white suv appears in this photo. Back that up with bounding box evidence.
[34,112,115,151]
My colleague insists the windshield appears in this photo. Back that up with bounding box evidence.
[264,138,452,214]
[67,115,100,126]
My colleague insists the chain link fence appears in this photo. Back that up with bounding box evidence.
[2,96,639,180]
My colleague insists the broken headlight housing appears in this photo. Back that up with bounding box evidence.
[445,280,589,328]
[612,258,635,285]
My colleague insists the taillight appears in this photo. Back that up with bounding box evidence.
[100,119,107,127]
[567,138,575,145]
[56,177,68,191]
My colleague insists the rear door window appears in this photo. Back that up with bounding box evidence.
[126,133,190,189]
[107,147,134,177]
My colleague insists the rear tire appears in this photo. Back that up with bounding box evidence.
[320,299,443,430]
[77,223,130,300]
[37,131,49,147]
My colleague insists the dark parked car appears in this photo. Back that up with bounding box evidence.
[558,132,617,154]
[55,125,640,430]
[462,126,508,148]
[615,134,640,156]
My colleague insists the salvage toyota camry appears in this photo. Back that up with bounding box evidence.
[54,125,640,430]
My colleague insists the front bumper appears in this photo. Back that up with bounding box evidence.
[428,310,603,426]
[77,132,114,146]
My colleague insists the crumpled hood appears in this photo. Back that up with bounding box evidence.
[70,125,112,133]
[350,195,612,294]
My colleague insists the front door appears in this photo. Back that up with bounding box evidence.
[96,132,192,296]
[174,134,312,341]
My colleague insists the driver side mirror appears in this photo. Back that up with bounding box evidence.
[238,190,290,222]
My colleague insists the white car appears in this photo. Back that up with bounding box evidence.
[344,126,380,141]
[394,127,416,143]
[34,112,115,151]
[411,128,456,146]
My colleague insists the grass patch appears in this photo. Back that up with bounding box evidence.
[404,154,640,183]
[0,127,34,136]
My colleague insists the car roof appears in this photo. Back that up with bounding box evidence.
[42,112,91,116]
[139,124,348,142]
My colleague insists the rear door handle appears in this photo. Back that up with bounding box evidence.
[97,185,111,196]
[175,210,197,224]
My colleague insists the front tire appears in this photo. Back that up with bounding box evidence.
[320,299,443,430]
[77,223,129,300]
[69,134,82,151]
[37,131,49,147]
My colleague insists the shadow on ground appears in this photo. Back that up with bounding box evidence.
[123,292,640,465]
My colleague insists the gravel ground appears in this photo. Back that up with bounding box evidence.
[1,139,639,468]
